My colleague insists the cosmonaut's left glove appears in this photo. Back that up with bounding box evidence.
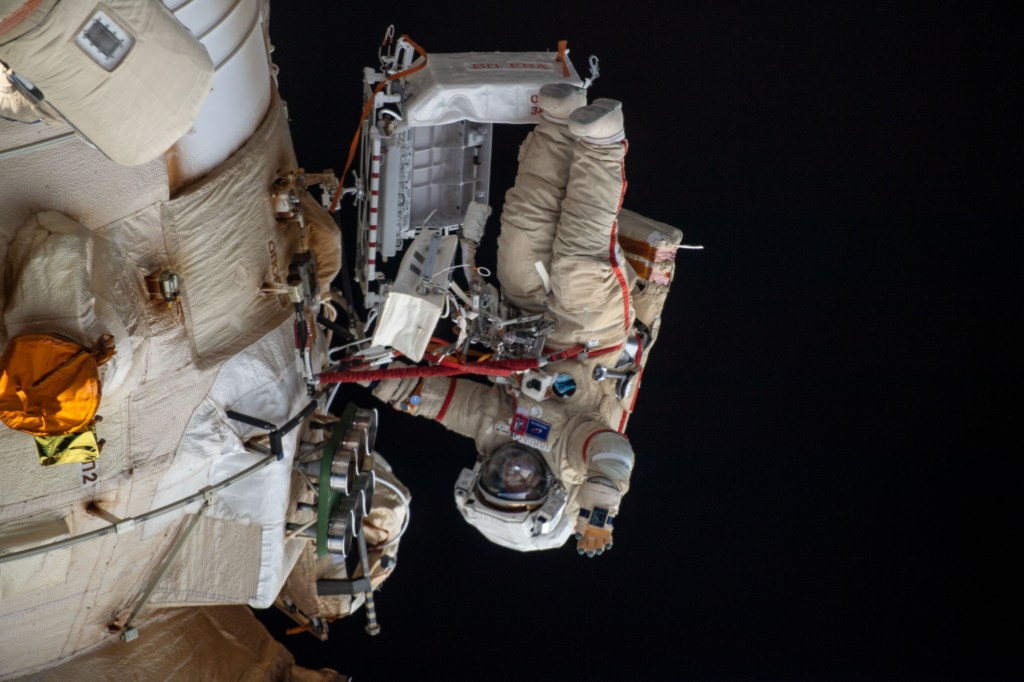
[574,476,622,557]
[364,358,462,423]
[367,360,415,401]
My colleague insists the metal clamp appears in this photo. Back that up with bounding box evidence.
[226,400,318,460]
[592,365,637,400]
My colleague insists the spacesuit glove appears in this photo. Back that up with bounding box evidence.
[575,518,613,557]
[574,477,622,558]
[461,201,492,244]
[367,360,419,406]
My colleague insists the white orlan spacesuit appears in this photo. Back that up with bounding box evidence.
[372,85,647,557]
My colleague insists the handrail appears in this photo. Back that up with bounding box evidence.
[0,444,279,566]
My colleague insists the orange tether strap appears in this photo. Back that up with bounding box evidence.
[285,622,312,636]
[328,35,429,213]
[556,40,570,77]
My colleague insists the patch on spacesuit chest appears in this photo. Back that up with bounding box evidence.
[510,412,552,452]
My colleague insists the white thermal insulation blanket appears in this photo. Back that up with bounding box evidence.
[3,211,145,394]
[0,0,213,166]
[402,51,582,126]
[20,605,346,681]
[160,95,300,366]
[146,321,320,608]
[0,5,334,677]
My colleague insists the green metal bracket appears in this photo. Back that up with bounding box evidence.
[316,402,357,557]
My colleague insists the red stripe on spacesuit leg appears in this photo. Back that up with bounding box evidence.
[435,378,458,422]
[608,140,631,332]
[610,220,630,333]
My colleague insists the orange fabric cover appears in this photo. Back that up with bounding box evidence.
[0,333,113,436]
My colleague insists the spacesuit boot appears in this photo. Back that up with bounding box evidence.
[569,99,625,144]
[538,83,586,125]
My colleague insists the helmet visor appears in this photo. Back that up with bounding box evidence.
[477,443,551,509]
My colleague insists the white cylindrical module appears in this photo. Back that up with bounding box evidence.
[164,0,272,186]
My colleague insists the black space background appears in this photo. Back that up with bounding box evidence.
[256,3,1017,680]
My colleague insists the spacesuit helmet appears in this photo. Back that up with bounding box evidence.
[453,442,572,551]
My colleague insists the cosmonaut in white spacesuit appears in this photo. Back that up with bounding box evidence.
[371,84,647,557]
